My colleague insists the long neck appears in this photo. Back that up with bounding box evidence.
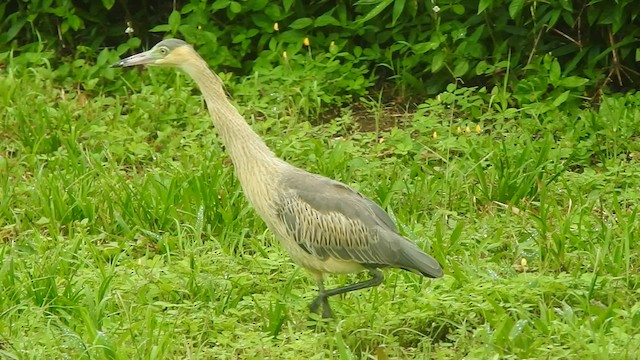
[180,55,284,217]
[182,57,277,171]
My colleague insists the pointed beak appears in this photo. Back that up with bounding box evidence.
[111,50,155,68]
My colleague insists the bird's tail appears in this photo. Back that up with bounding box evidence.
[397,239,444,278]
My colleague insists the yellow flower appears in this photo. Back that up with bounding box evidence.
[282,51,288,59]
[303,37,310,46]
[432,131,438,139]
[273,22,279,31]
[456,126,462,134]
[330,41,335,48]
[475,124,482,133]
[465,125,471,133]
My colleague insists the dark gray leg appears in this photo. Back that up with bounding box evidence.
[309,269,384,318]
[309,281,331,317]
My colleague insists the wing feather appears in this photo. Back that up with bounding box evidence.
[276,170,403,267]
[275,168,443,278]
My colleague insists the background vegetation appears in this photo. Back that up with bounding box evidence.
[1,0,639,358]
[2,0,640,101]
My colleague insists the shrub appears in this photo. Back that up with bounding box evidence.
[1,0,638,102]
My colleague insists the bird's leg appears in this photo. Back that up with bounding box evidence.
[323,269,384,298]
[309,280,324,313]
[309,280,334,318]
[310,269,384,318]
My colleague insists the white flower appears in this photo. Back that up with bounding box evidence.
[433,5,440,12]
[125,21,134,34]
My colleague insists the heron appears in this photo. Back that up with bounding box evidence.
[112,39,444,318]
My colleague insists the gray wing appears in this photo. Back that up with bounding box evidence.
[276,169,443,277]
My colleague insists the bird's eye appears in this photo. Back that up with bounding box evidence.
[159,47,168,55]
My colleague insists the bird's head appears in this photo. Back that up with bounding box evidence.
[112,39,196,69]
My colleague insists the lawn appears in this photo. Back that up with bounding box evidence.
[1,61,639,359]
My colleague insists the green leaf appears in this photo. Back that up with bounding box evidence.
[251,13,272,29]
[453,60,469,77]
[549,60,561,85]
[279,30,303,43]
[475,60,491,74]
[548,9,561,27]
[478,0,492,14]
[406,0,417,17]
[392,0,406,26]
[63,15,82,31]
[5,18,26,41]
[559,0,573,11]
[335,332,354,360]
[283,0,295,12]
[315,14,339,27]
[356,0,393,24]
[101,0,115,10]
[413,42,437,53]
[150,24,171,32]
[508,0,525,19]
[431,51,445,72]
[559,76,588,88]
[612,5,623,33]
[96,48,110,66]
[552,90,570,107]
[452,4,465,15]
[336,2,348,24]
[229,1,242,13]
[289,17,313,29]
[232,33,245,43]
[126,37,141,48]
[249,0,268,11]
[211,0,230,10]
[636,48,640,61]
[264,4,282,19]
[168,10,181,33]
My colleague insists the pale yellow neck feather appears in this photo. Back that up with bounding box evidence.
[180,51,284,216]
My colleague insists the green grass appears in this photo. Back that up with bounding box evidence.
[1,64,639,359]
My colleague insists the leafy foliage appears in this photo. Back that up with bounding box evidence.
[1,0,638,102]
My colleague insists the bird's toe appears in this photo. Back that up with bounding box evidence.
[309,296,323,314]
[321,298,334,319]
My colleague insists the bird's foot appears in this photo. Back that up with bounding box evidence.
[309,295,334,319]
[321,297,333,318]
[309,296,322,314]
